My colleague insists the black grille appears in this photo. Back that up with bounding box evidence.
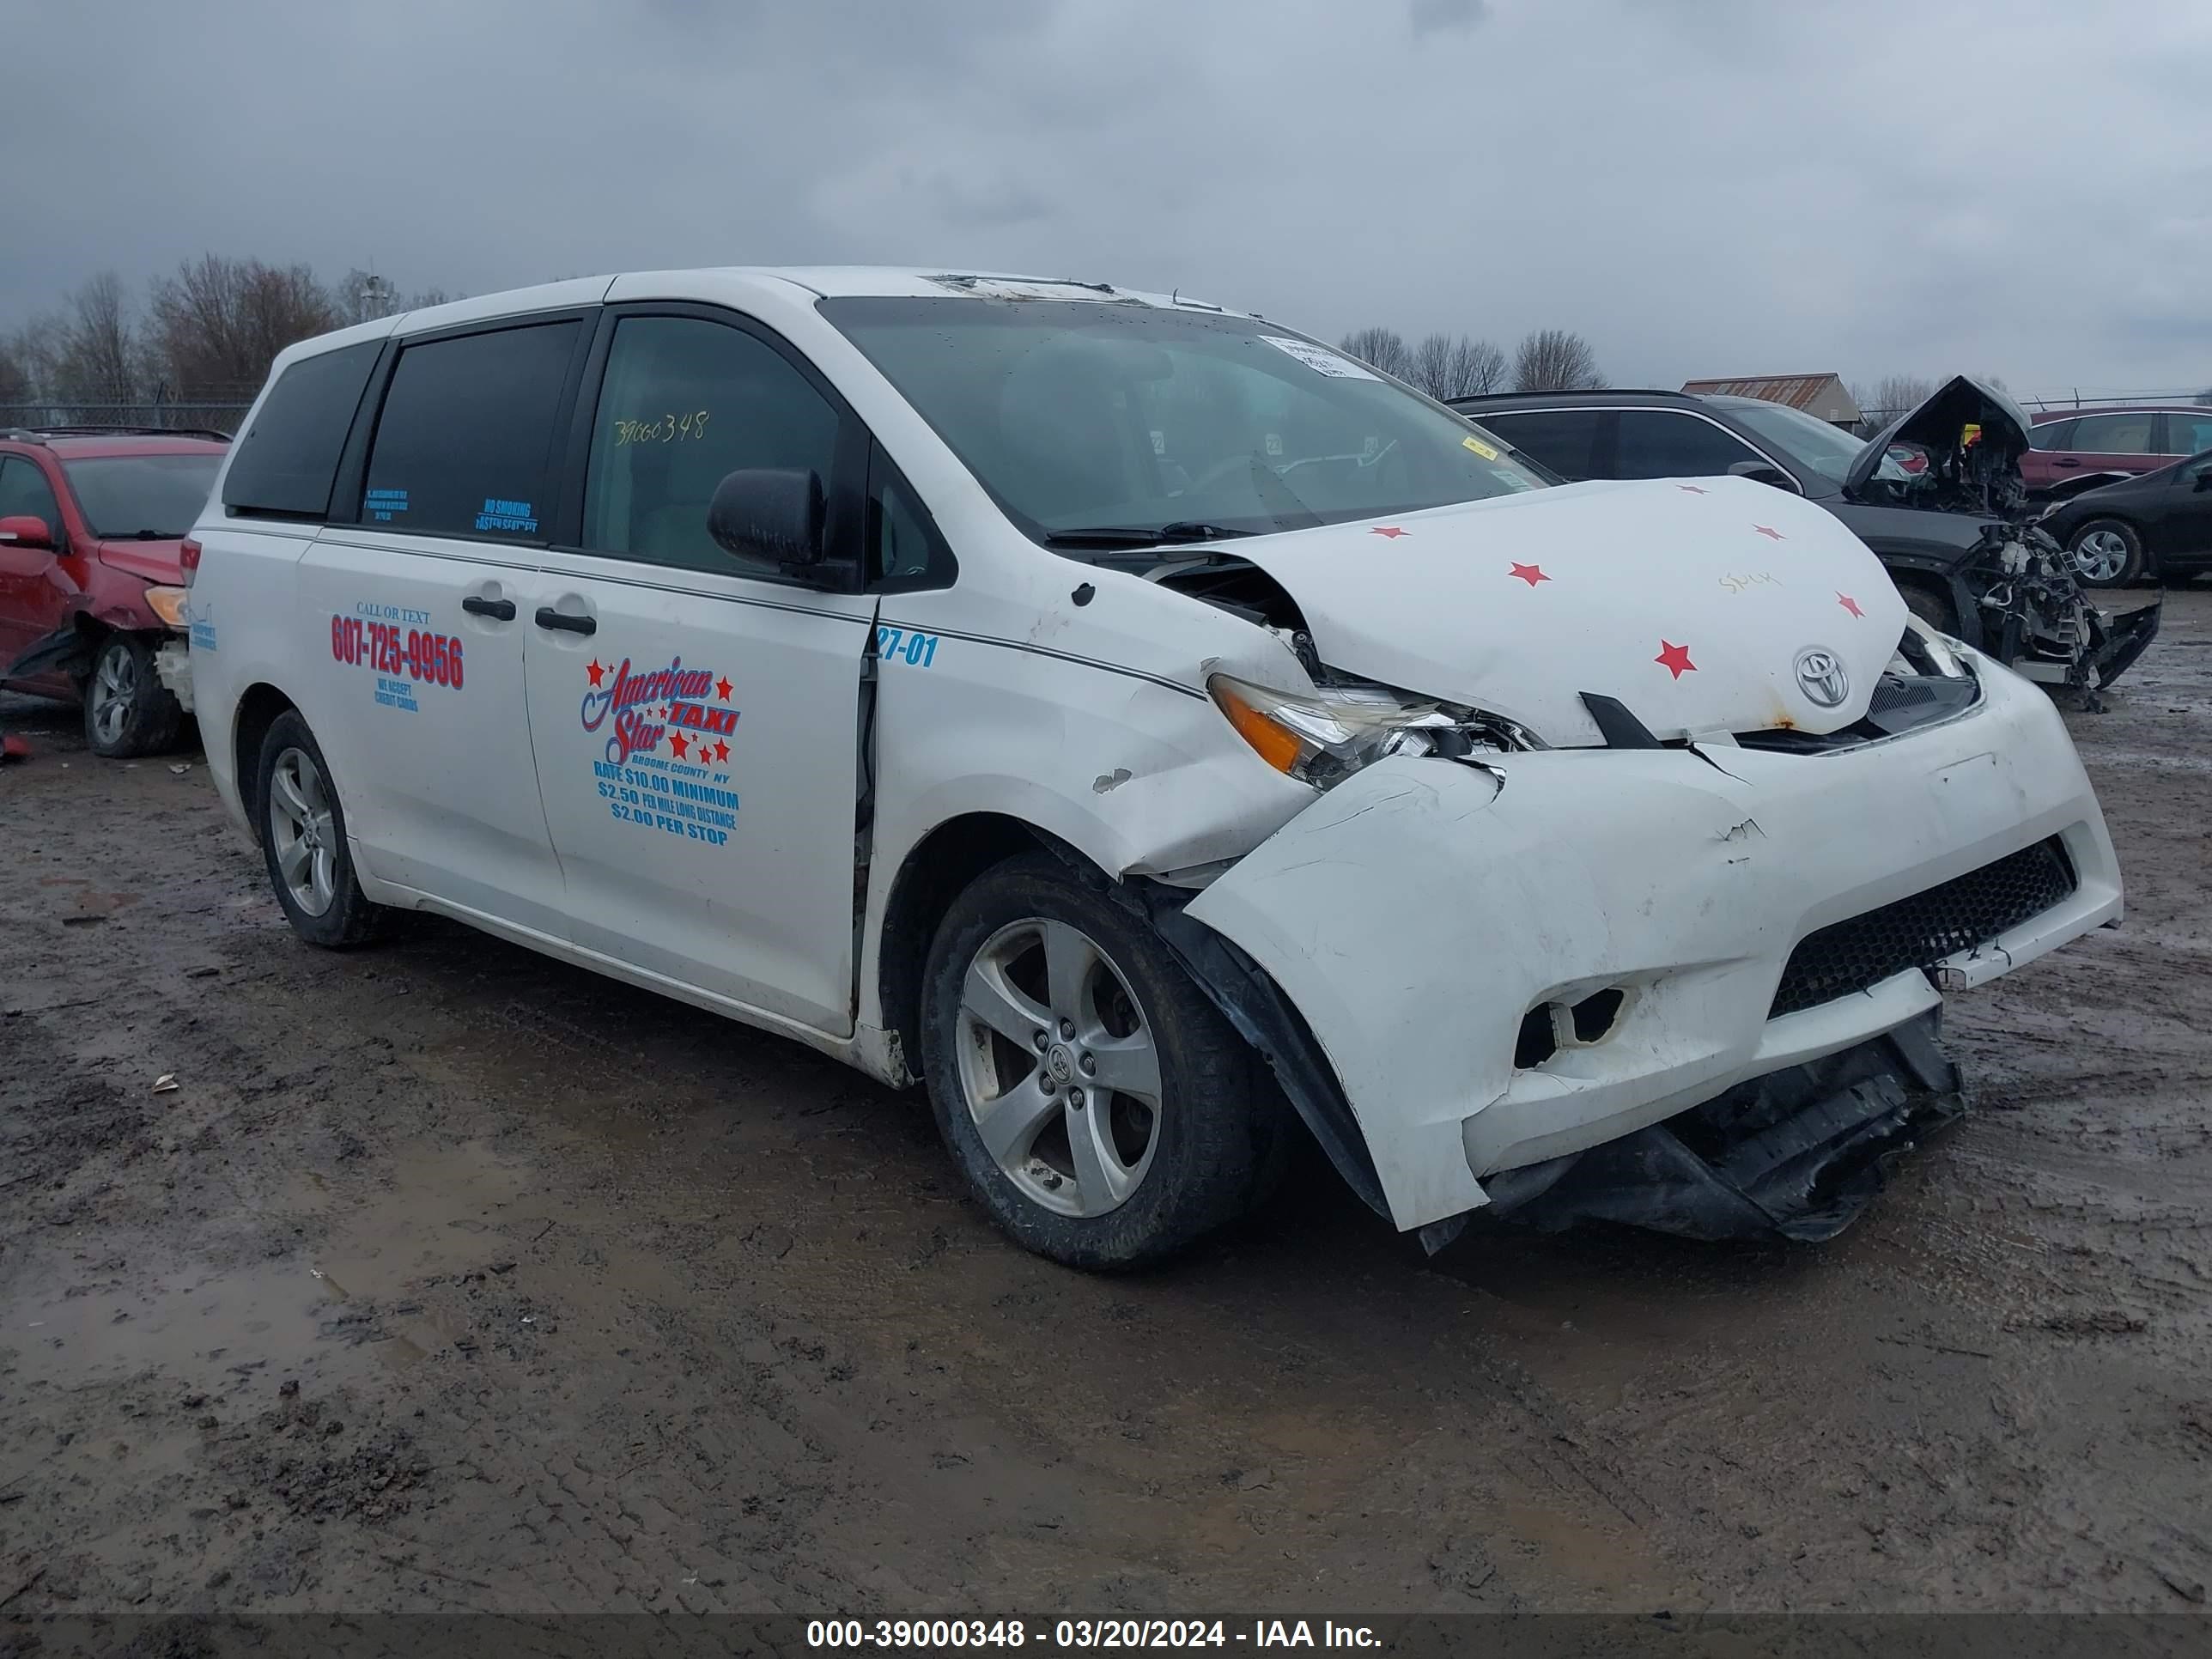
[1769,837,2077,1018]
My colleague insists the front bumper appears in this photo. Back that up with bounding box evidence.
[2008,595,2161,691]
[1183,660,2122,1232]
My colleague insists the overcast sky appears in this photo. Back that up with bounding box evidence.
[14,0,2210,402]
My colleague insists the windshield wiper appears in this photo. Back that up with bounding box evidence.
[1043,521,1254,550]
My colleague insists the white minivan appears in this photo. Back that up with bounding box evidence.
[184,269,2122,1267]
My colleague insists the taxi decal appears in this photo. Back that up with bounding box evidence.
[580,653,741,847]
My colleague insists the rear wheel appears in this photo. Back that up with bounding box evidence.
[255,709,388,948]
[83,632,184,758]
[919,853,1282,1269]
[2066,519,2145,587]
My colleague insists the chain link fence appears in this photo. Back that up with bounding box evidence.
[1,400,253,436]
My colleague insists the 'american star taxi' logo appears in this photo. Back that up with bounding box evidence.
[581,656,738,766]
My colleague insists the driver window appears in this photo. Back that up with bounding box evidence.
[580,316,842,578]
[0,457,62,536]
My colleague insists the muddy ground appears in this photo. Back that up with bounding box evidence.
[3,590,2209,1620]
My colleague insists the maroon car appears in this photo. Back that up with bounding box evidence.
[2023,405,2212,499]
[0,428,228,757]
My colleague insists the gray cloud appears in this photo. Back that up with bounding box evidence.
[1410,0,1489,37]
[6,0,2209,400]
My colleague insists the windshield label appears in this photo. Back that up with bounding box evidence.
[1259,336,1378,380]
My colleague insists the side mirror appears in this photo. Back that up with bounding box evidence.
[0,514,53,550]
[708,469,825,568]
[1727,460,1798,493]
[2192,471,2211,493]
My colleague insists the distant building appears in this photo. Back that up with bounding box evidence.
[1680,372,1861,429]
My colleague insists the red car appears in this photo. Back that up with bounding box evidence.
[0,428,228,757]
[2023,405,2212,499]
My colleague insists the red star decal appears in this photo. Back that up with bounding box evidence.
[668,732,690,759]
[1655,640,1697,679]
[1753,524,1784,541]
[1369,526,1409,539]
[715,676,732,702]
[586,659,605,687]
[1508,562,1550,586]
[1837,592,1864,618]
[712,738,729,763]
[1676,484,1708,495]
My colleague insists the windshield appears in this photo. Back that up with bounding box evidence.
[820,297,1549,547]
[62,453,222,538]
[1708,398,1867,485]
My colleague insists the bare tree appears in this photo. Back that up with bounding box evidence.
[1448,335,1509,398]
[1511,328,1604,392]
[1405,331,1510,400]
[1338,326,1413,381]
[149,255,342,398]
[49,273,142,403]
[1849,374,1936,431]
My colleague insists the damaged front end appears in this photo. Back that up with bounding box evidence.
[1847,375,2160,698]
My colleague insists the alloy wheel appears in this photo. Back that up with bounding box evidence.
[267,746,338,918]
[90,643,138,747]
[2072,529,2131,583]
[954,916,1163,1218]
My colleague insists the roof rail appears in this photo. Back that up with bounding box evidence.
[2,424,233,443]
[1452,388,1691,404]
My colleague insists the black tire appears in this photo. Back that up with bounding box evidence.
[919,852,1284,1270]
[1898,582,1956,633]
[2065,518,2146,587]
[254,709,388,948]
[82,631,184,758]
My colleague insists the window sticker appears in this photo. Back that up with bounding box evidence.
[475,497,538,535]
[366,487,410,523]
[1258,336,1378,380]
[1462,434,1501,462]
[579,652,742,848]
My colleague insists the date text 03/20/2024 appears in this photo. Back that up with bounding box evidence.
[805,1620,1382,1650]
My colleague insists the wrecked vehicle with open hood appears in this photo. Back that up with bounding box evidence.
[1844,376,2160,700]
[185,270,2124,1269]
[1454,376,2161,699]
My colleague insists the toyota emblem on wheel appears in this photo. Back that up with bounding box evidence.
[1794,647,1850,708]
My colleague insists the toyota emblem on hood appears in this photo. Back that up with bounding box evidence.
[1794,647,1850,708]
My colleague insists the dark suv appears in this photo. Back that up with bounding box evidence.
[1451,385,2160,692]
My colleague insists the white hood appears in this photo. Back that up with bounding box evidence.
[1230,475,1908,746]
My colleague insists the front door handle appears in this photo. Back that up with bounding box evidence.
[461,595,517,621]
[534,606,597,635]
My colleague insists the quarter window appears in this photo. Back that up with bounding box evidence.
[360,322,580,539]
[224,341,380,519]
[580,316,842,577]
[1615,410,1764,479]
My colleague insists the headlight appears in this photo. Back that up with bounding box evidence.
[1209,674,1534,789]
[144,586,189,629]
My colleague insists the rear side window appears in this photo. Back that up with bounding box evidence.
[2069,411,2156,454]
[1478,410,1601,480]
[362,322,580,539]
[222,341,380,518]
[1615,410,1763,479]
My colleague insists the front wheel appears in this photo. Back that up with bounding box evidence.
[2067,519,2145,587]
[919,853,1283,1270]
[83,632,184,758]
[255,709,389,948]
